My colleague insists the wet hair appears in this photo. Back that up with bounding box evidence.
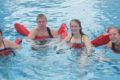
[70,19,85,36]
[36,14,47,21]
[108,25,120,35]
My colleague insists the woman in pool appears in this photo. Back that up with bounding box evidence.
[64,19,92,56]
[107,26,120,53]
[0,29,21,56]
[98,26,120,61]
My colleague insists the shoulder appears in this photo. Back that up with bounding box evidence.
[49,28,59,37]
[81,35,91,46]
[4,39,11,44]
[28,28,37,37]
[50,28,58,33]
[107,41,112,48]
[30,28,37,33]
[82,35,89,41]
[3,39,12,48]
[28,27,40,39]
[4,39,20,49]
[64,34,72,41]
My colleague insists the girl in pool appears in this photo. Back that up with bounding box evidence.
[98,26,120,61]
[64,19,92,56]
[107,26,120,53]
[0,29,21,56]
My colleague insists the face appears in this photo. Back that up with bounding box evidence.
[37,17,47,28]
[108,28,120,43]
[70,21,80,34]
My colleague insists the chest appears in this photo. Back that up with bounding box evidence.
[36,30,49,36]
[70,37,82,44]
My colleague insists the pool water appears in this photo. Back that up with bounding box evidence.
[0,0,120,80]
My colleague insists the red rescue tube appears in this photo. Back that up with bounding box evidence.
[91,33,110,47]
[58,23,68,38]
[15,38,22,44]
[14,23,30,36]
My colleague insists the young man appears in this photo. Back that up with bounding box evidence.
[28,14,59,40]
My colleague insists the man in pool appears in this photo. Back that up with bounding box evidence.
[28,14,59,40]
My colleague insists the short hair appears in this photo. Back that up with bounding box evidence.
[108,25,120,34]
[36,14,47,21]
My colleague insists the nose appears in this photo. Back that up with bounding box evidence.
[40,22,43,25]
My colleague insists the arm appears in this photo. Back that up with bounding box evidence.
[107,41,112,48]
[97,57,120,61]
[28,28,36,40]
[64,34,71,42]
[82,35,92,56]
[97,57,111,61]
[5,39,22,49]
[51,29,59,38]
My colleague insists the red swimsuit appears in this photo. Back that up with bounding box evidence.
[0,40,12,56]
[35,27,53,40]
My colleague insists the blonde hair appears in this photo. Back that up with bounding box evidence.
[108,25,120,34]
[36,14,47,21]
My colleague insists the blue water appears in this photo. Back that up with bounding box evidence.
[0,0,120,80]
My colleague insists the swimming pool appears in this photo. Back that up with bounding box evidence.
[0,0,120,80]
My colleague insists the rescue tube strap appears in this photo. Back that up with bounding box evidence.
[47,27,53,38]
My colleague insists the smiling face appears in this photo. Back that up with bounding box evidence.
[108,28,120,43]
[70,21,80,34]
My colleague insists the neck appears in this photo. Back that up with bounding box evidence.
[37,26,47,32]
